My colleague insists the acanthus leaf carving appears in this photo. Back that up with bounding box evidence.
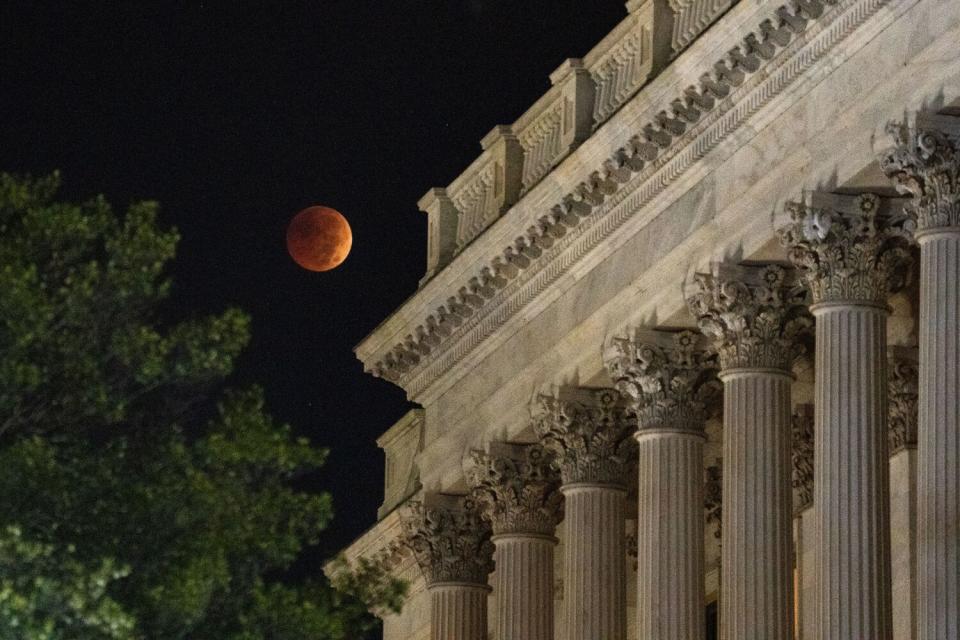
[533,388,636,487]
[888,350,918,453]
[704,462,722,541]
[401,496,494,586]
[880,122,960,233]
[777,193,915,307]
[604,330,720,433]
[792,404,814,513]
[467,444,562,537]
[687,264,812,372]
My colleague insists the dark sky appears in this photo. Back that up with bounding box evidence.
[0,1,626,564]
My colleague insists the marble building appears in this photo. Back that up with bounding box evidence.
[333,0,960,638]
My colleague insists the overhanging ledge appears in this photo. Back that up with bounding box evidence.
[354,0,916,404]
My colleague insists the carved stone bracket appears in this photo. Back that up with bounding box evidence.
[533,387,636,487]
[401,494,494,586]
[777,193,914,307]
[467,443,563,537]
[792,404,814,513]
[604,329,720,433]
[881,120,960,234]
[705,462,722,541]
[888,347,919,454]
[687,263,812,372]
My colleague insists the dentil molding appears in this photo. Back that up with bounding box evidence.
[360,0,902,401]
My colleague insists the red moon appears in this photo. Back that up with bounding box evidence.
[286,206,352,272]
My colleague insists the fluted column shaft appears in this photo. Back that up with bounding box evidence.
[430,584,489,640]
[635,430,705,640]
[794,507,816,640]
[688,263,809,640]
[402,495,494,640]
[916,230,960,639]
[535,388,635,640]
[468,443,561,640]
[889,447,918,640]
[813,303,893,639]
[719,370,794,640]
[605,330,718,640]
[562,484,627,640]
[491,534,555,640]
[779,191,910,639]
[882,123,960,638]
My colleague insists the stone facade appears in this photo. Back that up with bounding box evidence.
[336,0,960,638]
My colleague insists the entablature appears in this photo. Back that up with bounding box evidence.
[356,0,909,408]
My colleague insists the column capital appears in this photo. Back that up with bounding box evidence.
[687,263,812,372]
[888,346,919,454]
[604,329,720,433]
[402,494,494,586]
[466,443,562,537]
[792,404,814,513]
[533,387,636,487]
[880,118,960,235]
[777,192,914,308]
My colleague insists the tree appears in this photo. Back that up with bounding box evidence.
[0,525,134,640]
[0,173,405,639]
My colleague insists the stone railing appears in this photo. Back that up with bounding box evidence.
[515,59,595,194]
[449,125,524,252]
[416,0,732,283]
[669,0,736,52]
[377,409,425,519]
[368,0,863,393]
[587,0,667,126]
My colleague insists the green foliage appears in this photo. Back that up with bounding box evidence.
[0,171,249,439]
[0,174,405,639]
[328,556,407,621]
[0,526,134,640]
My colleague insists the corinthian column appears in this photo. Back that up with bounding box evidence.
[779,192,913,639]
[792,404,815,640]
[888,348,919,640]
[882,119,960,640]
[402,494,494,640]
[687,263,811,640]
[534,387,635,640]
[605,330,719,640]
[467,443,562,640]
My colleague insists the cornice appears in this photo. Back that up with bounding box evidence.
[357,0,899,403]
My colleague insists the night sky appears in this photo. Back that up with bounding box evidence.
[0,1,627,567]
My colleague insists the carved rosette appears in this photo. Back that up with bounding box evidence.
[402,498,494,586]
[705,463,722,541]
[533,389,636,487]
[791,404,814,513]
[467,444,563,537]
[888,353,919,453]
[881,123,960,233]
[777,193,914,307]
[687,264,812,372]
[604,330,720,433]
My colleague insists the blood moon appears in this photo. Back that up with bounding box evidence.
[286,206,352,272]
